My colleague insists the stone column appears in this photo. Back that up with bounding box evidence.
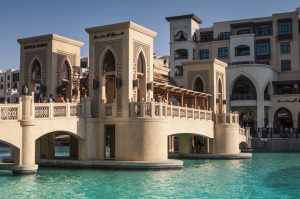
[13,95,38,175]
[178,134,192,154]
[256,92,264,129]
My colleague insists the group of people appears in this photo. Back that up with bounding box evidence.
[38,94,68,103]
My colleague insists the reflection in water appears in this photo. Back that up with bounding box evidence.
[265,166,300,190]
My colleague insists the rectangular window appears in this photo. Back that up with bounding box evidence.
[199,49,209,59]
[280,42,290,54]
[256,41,270,56]
[278,21,292,35]
[218,47,228,59]
[219,32,230,40]
[0,77,3,82]
[7,75,10,81]
[281,60,291,71]
[7,83,10,88]
[13,73,19,82]
[0,84,3,89]
[258,25,272,36]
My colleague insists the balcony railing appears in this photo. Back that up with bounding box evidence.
[230,94,257,101]
[34,103,83,119]
[215,112,239,124]
[0,104,22,121]
[253,128,300,139]
[130,101,212,121]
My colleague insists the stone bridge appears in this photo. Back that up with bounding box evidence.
[0,96,250,174]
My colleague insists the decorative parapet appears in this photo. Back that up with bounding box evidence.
[215,112,239,124]
[239,127,251,142]
[0,103,83,121]
[34,103,83,119]
[130,101,212,121]
[0,104,22,121]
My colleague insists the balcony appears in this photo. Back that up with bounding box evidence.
[277,34,293,40]
[230,94,256,101]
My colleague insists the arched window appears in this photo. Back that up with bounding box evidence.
[103,50,116,72]
[174,31,187,42]
[32,59,41,83]
[61,61,70,81]
[235,45,250,56]
[218,79,222,94]
[174,49,188,60]
[232,75,256,100]
[137,53,145,74]
[193,77,204,92]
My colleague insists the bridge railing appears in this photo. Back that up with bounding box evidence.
[215,112,239,124]
[34,103,83,119]
[0,104,22,121]
[130,101,212,121]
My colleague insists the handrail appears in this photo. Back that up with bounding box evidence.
[130,101,212,121]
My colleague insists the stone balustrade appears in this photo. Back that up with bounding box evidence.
[0,102,83,122]
[34,103,83,119]
[130,101,213,121]
[0,104,22,121]
[215,112,239,124]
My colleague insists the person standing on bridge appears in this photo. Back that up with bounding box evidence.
[57,94,65,103]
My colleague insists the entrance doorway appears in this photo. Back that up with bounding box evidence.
[274,108,293,134]
[105,125,115,160]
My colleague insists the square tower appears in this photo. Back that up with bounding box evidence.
[166,14,201,86]
[86,22,157,118]
[18,34,83,102]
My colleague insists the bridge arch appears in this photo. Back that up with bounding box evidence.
[239,141,248,150]
[36,130,83,161]
[168,133,210,155]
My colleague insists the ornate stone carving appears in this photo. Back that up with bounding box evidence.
[133,41,150,101]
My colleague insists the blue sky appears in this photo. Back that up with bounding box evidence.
[0,0,300,70]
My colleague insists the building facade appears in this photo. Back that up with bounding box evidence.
[0,69,20,103]
[167,7,300,135]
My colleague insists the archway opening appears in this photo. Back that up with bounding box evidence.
[231,75,257,100]
[36,131,80,161]
[0,141,19,164]
[239,142,248,150]
[105,125,115,160]
[137,52,146,102]
[237,107,257,134]
[217,79,223,113]
[274,108,293,134]
[193,77,204,92]
[31,59,43,102]
[58,60,72,101]
[103,50,116,104]
[168,134,209,157]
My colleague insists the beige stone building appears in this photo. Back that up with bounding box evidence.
[167,7,300,137]
[0,21,250,174]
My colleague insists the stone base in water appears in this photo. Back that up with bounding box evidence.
[169,153,252,160]
[12,164,39,175]
[38,159,183,170]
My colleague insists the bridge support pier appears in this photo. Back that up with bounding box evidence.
[178,134,193,154]
[214,124,240,154]
[12,95,38,175]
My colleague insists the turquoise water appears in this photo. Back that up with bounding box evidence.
[55,145,70,157]
[0,153,300,198]
[0,151,10,162]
